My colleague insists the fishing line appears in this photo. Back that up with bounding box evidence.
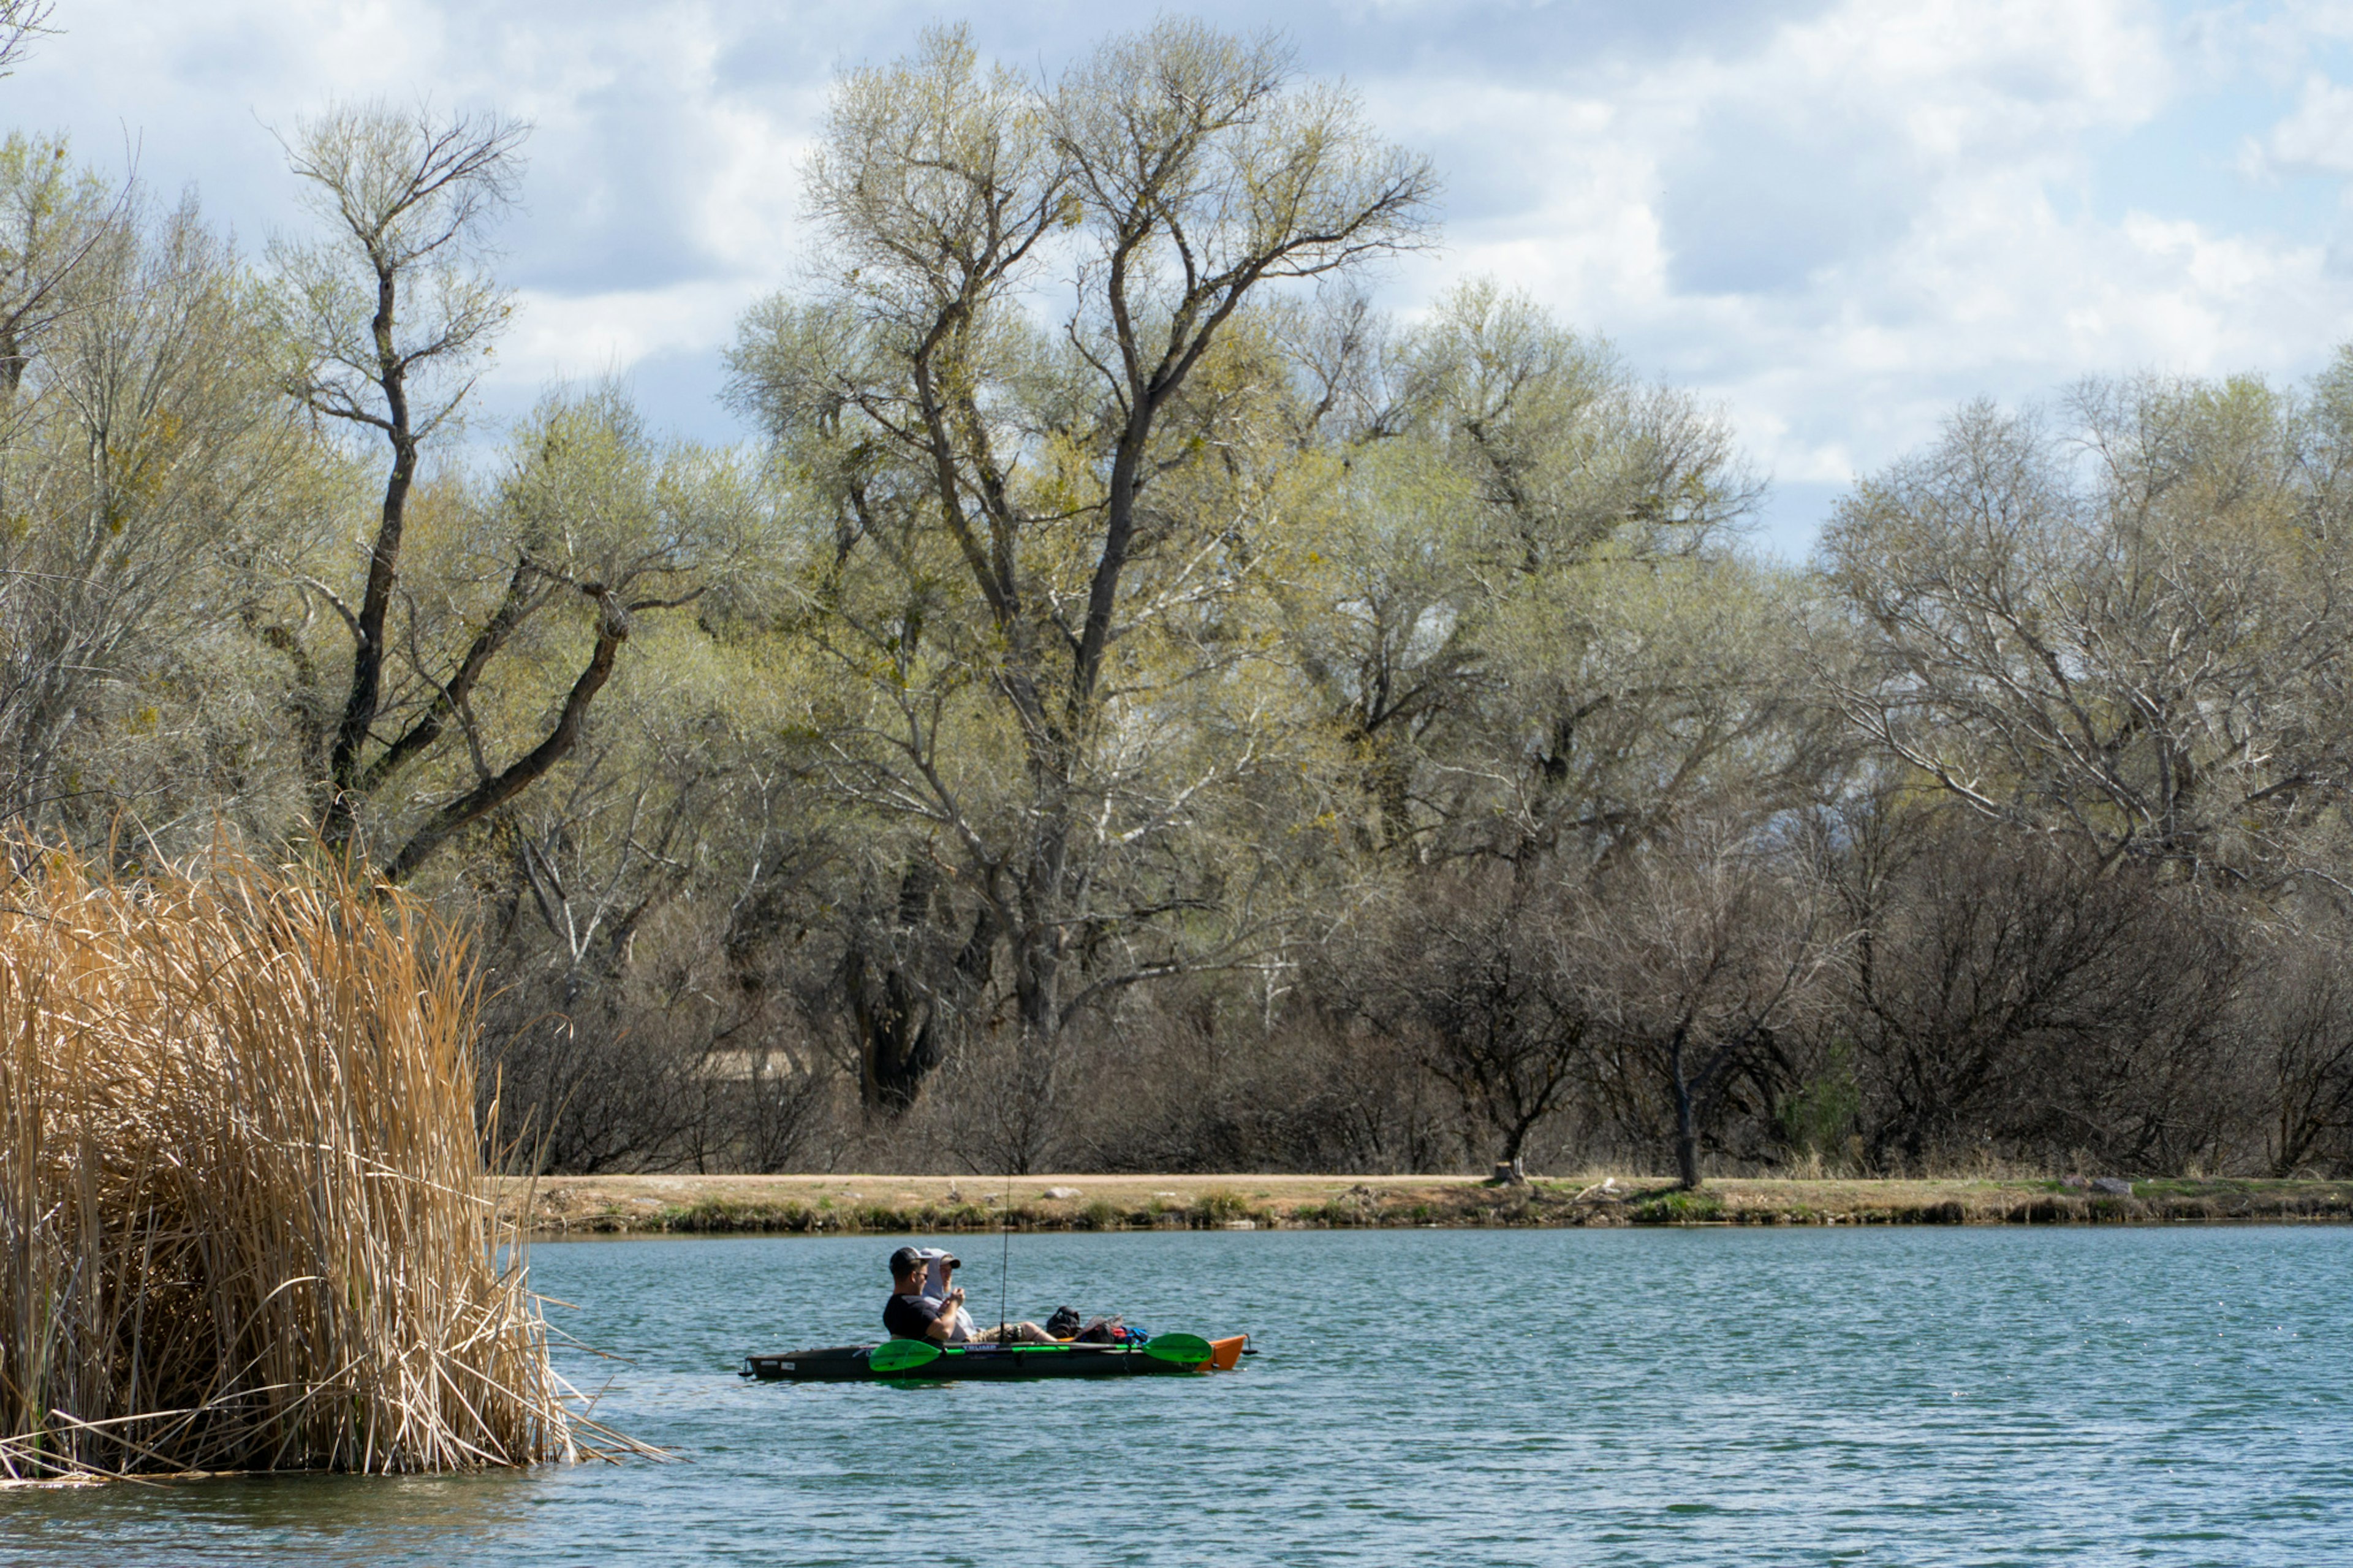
[996,1164,1013,1340]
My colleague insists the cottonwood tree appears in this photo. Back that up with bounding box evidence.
[0,131,131,794]
[272,102,528,858]
[1819,374,2353,887]
[276,109,745,883]
[729,21,1437,1107]
[0,132,116,417]
[372,386,754,884]
[0,1,49,79]
[0,177,320,838]
[1272,282,1820,869]
[468,608,835,1170]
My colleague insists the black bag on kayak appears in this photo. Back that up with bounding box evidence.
[1044,1306,1083,1339]
[1072,1315,1124,1344]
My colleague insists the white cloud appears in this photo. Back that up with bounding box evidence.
[2248,72,2353,173]
[496,279,754,388]
[1350,0,2353,548]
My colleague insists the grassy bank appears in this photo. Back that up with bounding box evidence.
[506,1172,2353,1236]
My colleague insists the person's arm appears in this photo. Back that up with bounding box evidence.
[924,1287,964,1341]
[937,1267,965,1330]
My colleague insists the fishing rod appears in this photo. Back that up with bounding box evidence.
[996,1163,1014,1340]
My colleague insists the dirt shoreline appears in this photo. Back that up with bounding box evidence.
[504,1172,2353,1236]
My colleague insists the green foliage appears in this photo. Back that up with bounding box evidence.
[1633,1189,1725,1223]
[670,1199,818,1233]
[1191,1189,1253,1224]
[1778,1047,1862,1162]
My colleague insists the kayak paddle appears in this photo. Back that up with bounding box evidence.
[1142,1332,1214,1365]
[868,1338,942,1373]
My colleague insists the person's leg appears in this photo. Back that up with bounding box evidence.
[971,1322,1060,1344]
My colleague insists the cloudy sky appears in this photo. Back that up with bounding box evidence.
[10,0,2353,553]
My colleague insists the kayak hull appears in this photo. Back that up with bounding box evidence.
[743,1335,1246,1383]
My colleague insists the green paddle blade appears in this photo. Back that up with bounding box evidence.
[1143,1332,1214,1365]
[869,1338,942,1374]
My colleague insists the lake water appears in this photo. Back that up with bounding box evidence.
[3,1226,2349,1566]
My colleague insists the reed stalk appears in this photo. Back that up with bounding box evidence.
[0,840,627,1477]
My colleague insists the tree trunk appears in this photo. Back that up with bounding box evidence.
[848,889,998,1114]
[1498,1111,1535,1168]
[848,858,944,1113]
[324,270,415,851]
[1671,1027,1702,1189]
[850,947,938,1114]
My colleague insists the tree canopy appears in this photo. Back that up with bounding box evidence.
[3,20,2349,1184]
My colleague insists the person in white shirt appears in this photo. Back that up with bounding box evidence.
[916,1248,979,1341]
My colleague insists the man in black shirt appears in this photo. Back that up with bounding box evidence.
[883,1246,1058,1344]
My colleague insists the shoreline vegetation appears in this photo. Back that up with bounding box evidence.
[508,1173,2353,1237]
[0,847,638,1482]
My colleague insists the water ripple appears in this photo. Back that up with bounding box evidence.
[2,1226,2348,1566]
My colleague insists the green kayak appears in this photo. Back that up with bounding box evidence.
[741,1332,1248,1382]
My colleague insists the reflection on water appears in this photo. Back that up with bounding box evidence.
[4,1225,2349,1566]
[6,1471,522,1562]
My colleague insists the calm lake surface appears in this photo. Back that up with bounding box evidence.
[3,1226,2348,1565]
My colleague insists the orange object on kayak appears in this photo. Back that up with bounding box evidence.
[1207,1335,1246,1371]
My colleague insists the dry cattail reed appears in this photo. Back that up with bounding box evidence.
[0,841,623,1478]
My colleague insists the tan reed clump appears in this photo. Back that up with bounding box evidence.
[0,842,608,1479]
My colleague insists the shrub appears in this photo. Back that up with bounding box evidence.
[1192,1189,1252,1224]
[1634,1189,1726,1223]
